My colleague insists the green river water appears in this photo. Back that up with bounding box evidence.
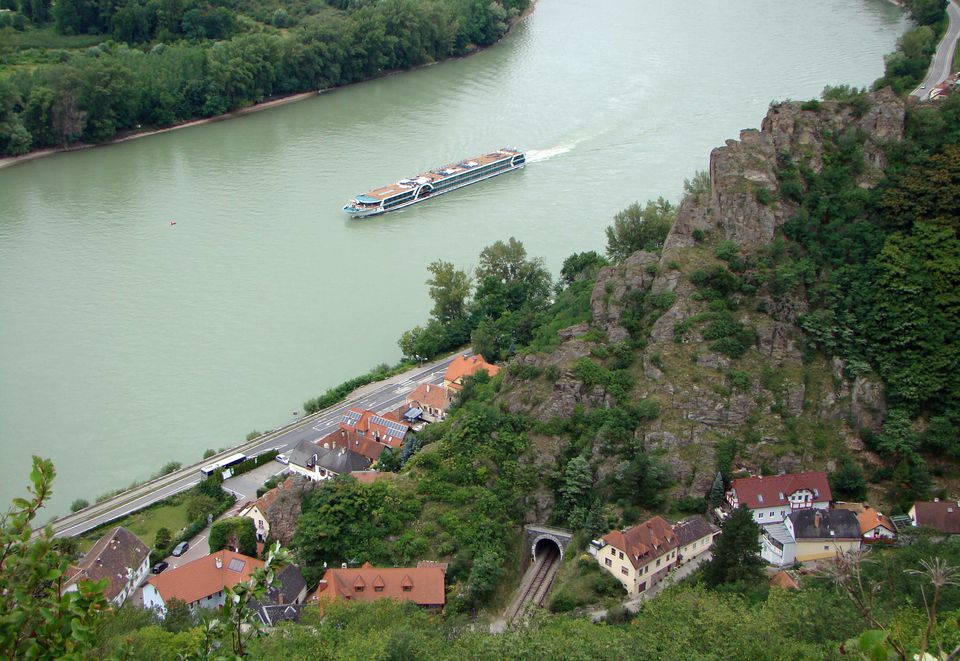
[0,0,908,516]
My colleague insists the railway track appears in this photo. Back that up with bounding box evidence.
[504,547,560,623]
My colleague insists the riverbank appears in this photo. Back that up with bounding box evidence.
[0,2,538,172]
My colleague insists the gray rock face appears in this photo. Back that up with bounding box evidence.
[591,251,659,343]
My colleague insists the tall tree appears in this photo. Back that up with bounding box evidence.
[426,260,471,324]
[703,504,763,587]
[605,197,675,261]
[0,457,109,657]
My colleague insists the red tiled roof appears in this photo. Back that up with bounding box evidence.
[913,501,960,534]
[147,550,264,606]
[349,471,397,484]
[730,472,832,510]
[602,516,679,570]
[857,506,895,536]
[244,476,296,517]
[318,428,386,462]
[64,527,149,601]
[307,562,445,607]
[406,383,451,413]
[338,408,410,449]
[444,354,500,384]
[769,570,800,590]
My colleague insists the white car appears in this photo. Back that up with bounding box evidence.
[275,453,289,465]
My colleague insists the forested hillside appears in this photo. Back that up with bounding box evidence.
[0,0,529,156]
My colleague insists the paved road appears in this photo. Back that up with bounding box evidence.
[912,0,960,98]
[49,352,468,538]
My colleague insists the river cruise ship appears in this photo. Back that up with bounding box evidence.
[343,147,525,218]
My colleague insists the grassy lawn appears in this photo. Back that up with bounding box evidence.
[1,26,107,50]
[77,499,191,553]
[547,551,625,613]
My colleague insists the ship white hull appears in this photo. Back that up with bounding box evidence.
[343,161,524,219]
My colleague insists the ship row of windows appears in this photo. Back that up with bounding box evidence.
[433,160,513,189]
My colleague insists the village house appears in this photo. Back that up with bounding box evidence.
[238,477,296,543]
[443,354,500,391]
[249,564,309,626]
[143,550,265,613]
[338,407,412,450]
[318,427,387,463]
[405,382,452,421]
[306,561,446,611]
[761,508,861,566]
[593,516,680,598]
[288,439,371,482]
[909,500,960,535]
[673,515,720,566]
[727,472,832,526]
[62,526,150,608]
[857,506,897,541]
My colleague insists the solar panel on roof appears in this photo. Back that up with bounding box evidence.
[227,559,246,572]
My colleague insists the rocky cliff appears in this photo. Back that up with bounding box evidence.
[502,90,906,512]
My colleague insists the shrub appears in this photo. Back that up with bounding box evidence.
[203,448,216,459]
[156,461,181,477]
[548,589,576,613]
[605,604,632,624]
[728,370,751,390]
[70,498,89,513]
[692,229,706,242]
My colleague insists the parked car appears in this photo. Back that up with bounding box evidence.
[275,453,289,465]
[172,541,189,557]
[151,561,169,574]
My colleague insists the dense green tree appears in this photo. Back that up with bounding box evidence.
[559,250,608,286]
[830,456,868,501]
[0,457,109,658]
[155,526,172,549]
[605,197,676,261]
[426,259,471,324]
[554,455,592,526]
[707,471,725,510]
[209,517,257,556]
[703,504,763,588]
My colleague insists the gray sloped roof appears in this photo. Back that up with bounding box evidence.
[673,515,720,546]
[289,440,371,475]
[788,509,860,539]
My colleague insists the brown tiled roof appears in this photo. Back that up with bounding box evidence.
[349,471,397,485]
[913,501,960,534]
[65,527,149,601]
[769,570,801,590]
[602,516,679,570]
[146,550,264,606]
[443,354,500,384]
[730,472,832,510]
[673,515,720,546]
[307,562,445,607]
[244,477,296,517]
[319,428,386,462]
[857,506,895,536]
[405,383,451,413]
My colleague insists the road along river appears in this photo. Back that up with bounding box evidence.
[0,0,908,516]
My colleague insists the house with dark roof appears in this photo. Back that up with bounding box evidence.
[306,562,445,611]
[62,527,150,607]
[909,500,960,534]
[443,354,499,391]
[288,440,371,482]
[673,515,720,566]
[593,516,679,597]
[143,550,264,613]
[405,382,452,421]
[727,472,831,526]
[761,509,861,566]
[250,564,309,626]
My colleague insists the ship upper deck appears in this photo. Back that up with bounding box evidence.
[357,148,521,201]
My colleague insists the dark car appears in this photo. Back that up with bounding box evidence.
[151,561,169,574]
[171,541,189,557]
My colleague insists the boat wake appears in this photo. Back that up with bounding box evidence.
[525,145,572,163]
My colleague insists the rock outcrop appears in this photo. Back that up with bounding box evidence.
[503,91,903,502]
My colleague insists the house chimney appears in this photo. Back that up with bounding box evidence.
[426,385,430,393]
[935,498,940,503]
[341,563,347,569]
[814,511,822,528]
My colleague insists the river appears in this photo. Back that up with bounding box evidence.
[0,0,907,517]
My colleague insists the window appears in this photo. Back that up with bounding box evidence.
[656,559,661,567]
[375,586,384,592]
[824,545,830,550]
[402,586,412,592]
[355,586,364,592]
[757,494,764,503]
[621,567,629,576]
[618,551,624,560]
[605,558,612,567]
[759,512,764,518]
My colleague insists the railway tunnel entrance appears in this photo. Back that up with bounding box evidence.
[524,525,573,566]
[534,536,561,562]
